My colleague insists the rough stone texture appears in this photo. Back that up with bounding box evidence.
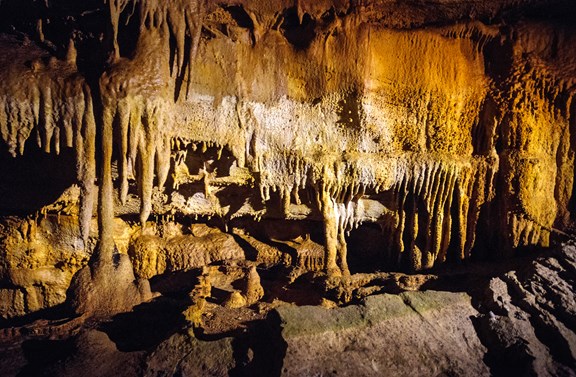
[46,330,144,377]
[0,3,574,371]
[277,291,490,376]
[67,255,153,317]
[0,214,89,319]
[129,227,246,279]
[0,1,575,280]
[475,244,576,376]
[0,243,573,376]
[143,329,236,377]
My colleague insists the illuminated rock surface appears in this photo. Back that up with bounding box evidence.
[0,0,575,375]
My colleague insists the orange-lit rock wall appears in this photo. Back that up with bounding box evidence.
[0,0,575,317]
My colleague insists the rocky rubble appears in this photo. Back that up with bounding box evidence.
[0,243,573,376]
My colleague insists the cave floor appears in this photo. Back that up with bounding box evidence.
[0,245,575,377]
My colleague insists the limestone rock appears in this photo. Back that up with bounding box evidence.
[0,215,89,319]
[275,291,490,377]
[67,254,152,317]
[0,243,573,376]
[183,270,212,327]
[129,228,246,279]
[223,291,247,309]
[0,0,575,324]
[242,266,265,305]
[475,243,576,376]
[47,330,143,377]
[1,0,575,280]
[144,329,235,377]
[0,2,575,376]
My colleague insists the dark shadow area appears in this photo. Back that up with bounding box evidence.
[206,287,234,306]
[216,186,255,222]
[0,304,73,330]
[17,338,76,377]
[224,5,255,30]
[420,246,557,295]
[168,10,195,102]
[0,141,76,216]
[236,218,324,246]
[116,4,140,59]
[98,296,189,352]
[471,315,537,377]
[481,30,515,83]
[0,0,112,84]
[230,233,260,261]
[183,144,236,177]
[347,223,388,274]
[257,266,326,307]
[149,270,201,297]
[521,1,576,23]
[280,8,316,50]
[229,311,287,377]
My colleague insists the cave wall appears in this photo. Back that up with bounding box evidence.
[0,0,575,318]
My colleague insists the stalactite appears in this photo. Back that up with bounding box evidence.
[99,100,117,259]
[2,2,575,304]
[319,185,340,276]
[0,37,95,245]
[99,19,175,228]
[76,86,97,245]
[109,95,174,226]
[107,0,206,98]
[155,134,171,189]
[373,156,500,271]
[106,0,134,60]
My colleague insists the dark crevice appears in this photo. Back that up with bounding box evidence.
[17,337,76,377]
[223,6,254,30]
[279,8,316,50]
[0,303,74,329]
[470,313,537,377]
[0,140,77,216]
[346,223,388,273]
[400,294,426,319]
[466,278,538,376]
[568,98,576,218]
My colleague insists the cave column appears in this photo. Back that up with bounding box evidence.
[319,187,353,277]
[320,188,340,276]
[97,101,116,264]
[336,224,349,275]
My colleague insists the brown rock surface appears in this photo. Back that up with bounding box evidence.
[0,243,572,376]
[1,1,575,283]
[0,1,575,375]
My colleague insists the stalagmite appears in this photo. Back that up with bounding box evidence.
[320,186,340,276]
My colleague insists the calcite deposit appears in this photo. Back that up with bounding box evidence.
[0,0,575,375]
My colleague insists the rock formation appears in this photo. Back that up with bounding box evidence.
[0,0,575,375]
